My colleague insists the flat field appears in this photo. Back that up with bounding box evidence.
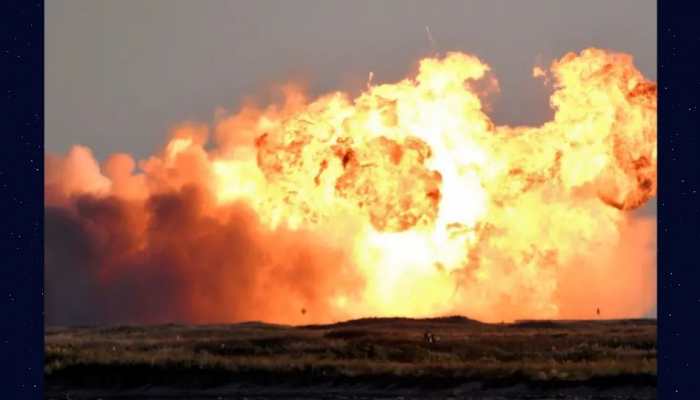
[45,317,656,399]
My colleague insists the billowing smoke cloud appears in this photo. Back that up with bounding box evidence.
[45,48,656,325]
[45,185,363,325]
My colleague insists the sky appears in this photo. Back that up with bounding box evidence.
[46,0,656,160]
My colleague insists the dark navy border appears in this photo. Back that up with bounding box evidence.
[0,0,43,398]
[658,1,700,398]
[0,0,698,398]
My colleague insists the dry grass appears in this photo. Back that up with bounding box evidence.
[45,317,656,389]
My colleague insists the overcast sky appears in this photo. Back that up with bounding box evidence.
[46,0,656,159]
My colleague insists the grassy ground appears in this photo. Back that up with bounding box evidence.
[45,317,656,391]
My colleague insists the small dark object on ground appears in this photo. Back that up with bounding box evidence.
[424,330,435,344]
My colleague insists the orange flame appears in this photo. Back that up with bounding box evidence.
[45,48,656,324]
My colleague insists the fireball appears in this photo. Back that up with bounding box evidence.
[46,48,656,324]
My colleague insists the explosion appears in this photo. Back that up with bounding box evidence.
[45,48,656,325]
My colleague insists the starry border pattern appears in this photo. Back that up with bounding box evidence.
[658,1,700,398]
[0,1,699,398]
[0,0,43,398]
